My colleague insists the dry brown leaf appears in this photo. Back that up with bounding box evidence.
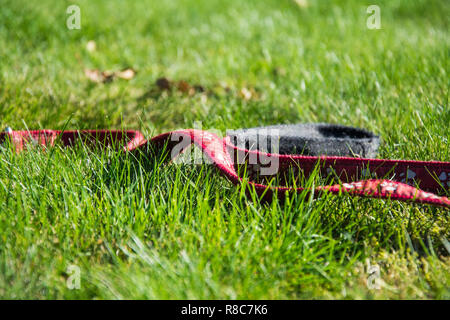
[149,77,208,98]
[84,69,105,83]
[156,77,172,90]
[116,68,136,80]
[176,80,191,93]
[177,80,202,96]
[84,68,136,83]
[155,77,205,96]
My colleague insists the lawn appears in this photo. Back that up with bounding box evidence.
[0,0,449,299]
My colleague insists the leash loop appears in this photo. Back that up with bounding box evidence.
[1,128,448,208]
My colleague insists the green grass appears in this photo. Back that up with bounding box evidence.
[0,0,449,299]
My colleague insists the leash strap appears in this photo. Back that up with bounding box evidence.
[1,129,449,208]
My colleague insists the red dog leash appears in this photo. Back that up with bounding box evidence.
[1,128,449,208]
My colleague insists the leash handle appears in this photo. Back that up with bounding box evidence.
[1,129,449,208]
[0,129,146,152]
